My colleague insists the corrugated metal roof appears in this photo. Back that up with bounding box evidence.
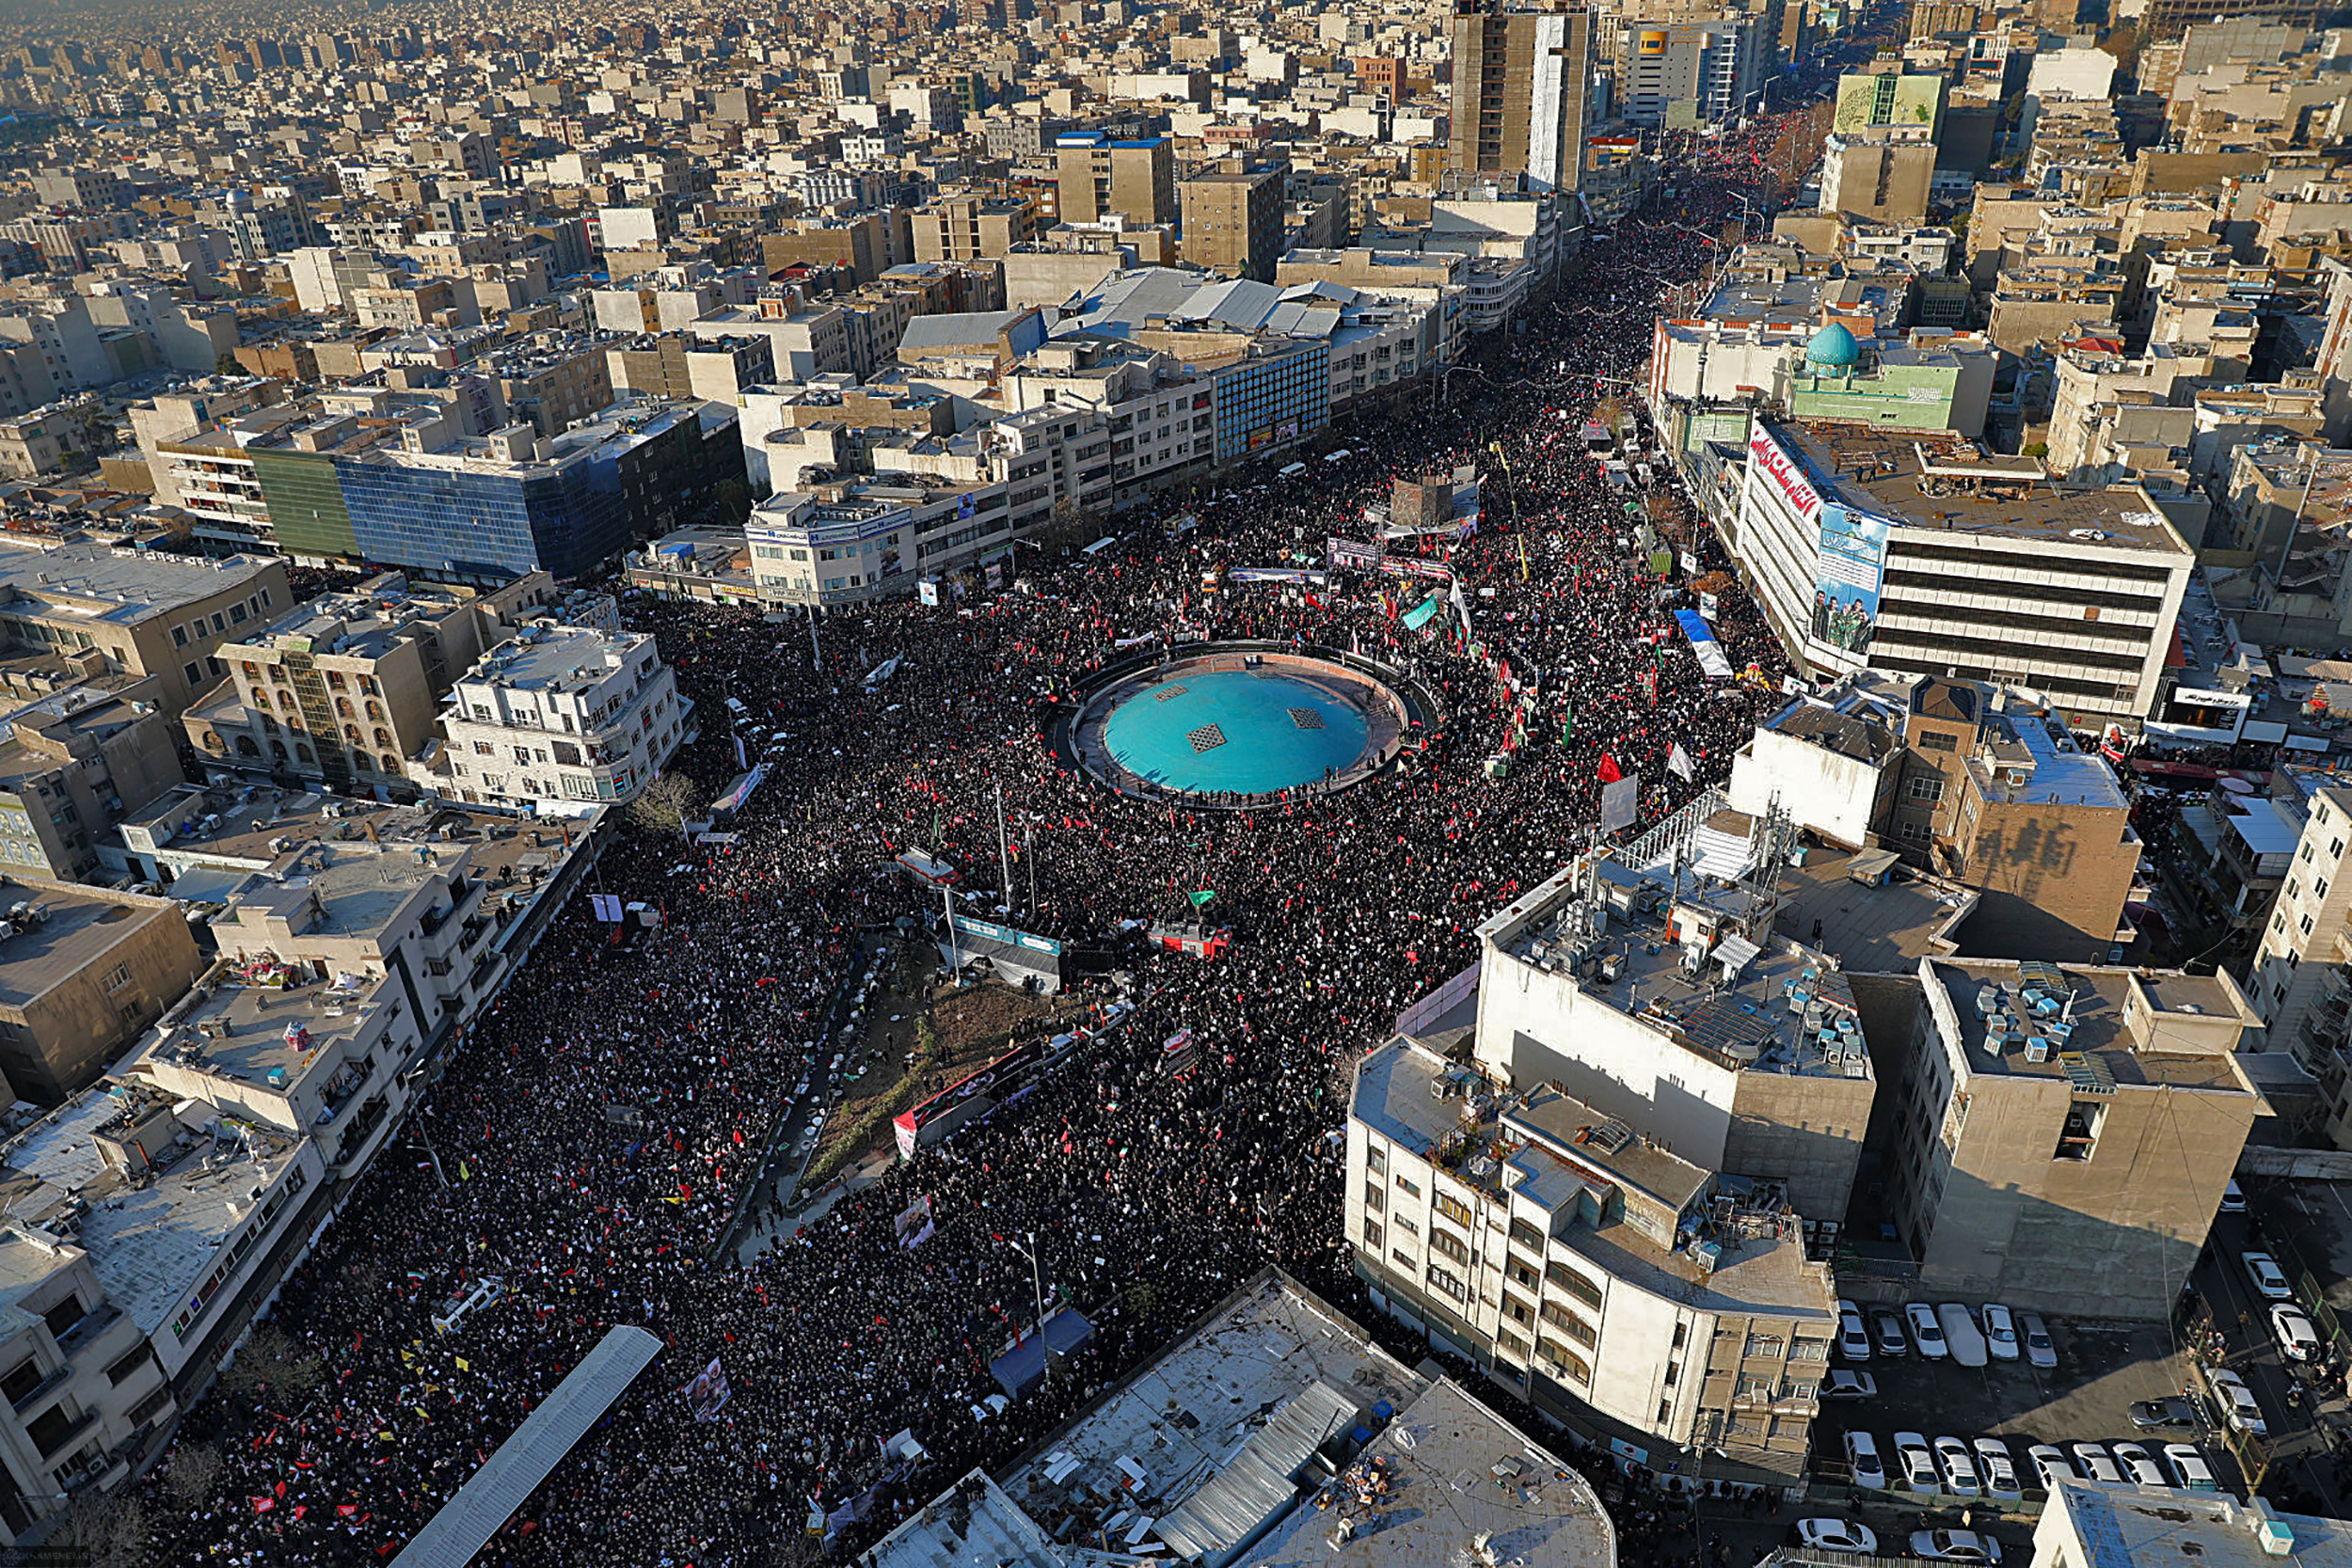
[1154,1380,1359,1568]
[390,1327,663,1568]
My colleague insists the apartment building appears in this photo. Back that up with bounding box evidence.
[435,623,687,816]
[0,680,183,884]
[0,542,290,720]
[2247,777,2352,1085]
[1884,958,2266,1317]
[1000,340,1218,507]
[1055,133,1177,228]
[0,878,203,1104]
[1729,419,2195,726]
[1447,0,1593,195]
[1180,167,1285,283]
[909,196,1036,263]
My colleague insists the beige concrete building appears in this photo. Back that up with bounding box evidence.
[0,878,202,1104]
[1056,135,1177,229]
[909,196,1036,263]
[1886,958,2267,1317]
[1181,167,1286,283]
[1818,137,1934,224]
[0,541,289,720]
[0,679,184,885]
[193,574,516,801]
[1446,0,1592,196]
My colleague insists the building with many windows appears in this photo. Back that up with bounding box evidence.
[1209,336,1331,464]
[1447,0,1593,195]
[1728,418,2195,727]
[432,623,687,816]
[1346,825,1862,1483]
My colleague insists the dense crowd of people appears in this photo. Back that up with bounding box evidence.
[142,123,1799,1567]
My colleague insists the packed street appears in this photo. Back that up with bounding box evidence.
[136,128,1804,1567]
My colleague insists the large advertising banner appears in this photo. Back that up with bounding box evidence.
[1812,502,1890,657]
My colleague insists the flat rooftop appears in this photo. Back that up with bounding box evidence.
[0,1087,301,1338]
[143,973,384,1091]
[1359,1041,1834,1316]
[1928,960,2261,1092]
[0,538,276,620]
[1775,850,1970,974]
[211,837,459,946]
[125,783,581,892]
[2050,1483,2352,1568]
[0,880,172,1013]
[1769,420,2190,555]
[1232,1379,1615,1568]
[461,624,637,695]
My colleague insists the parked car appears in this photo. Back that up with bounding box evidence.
[2026,1444,2076,1491]
[2071,1443,2125,1485]
[2206,1367,2267,1436]
[2128,1397,2201,1432]
[2243,1252,2293,1300]
[1981,1305,2021,1362]
[2019,1311,2058,1370]
[1798,1520,1880,1555]
[1839,1300,1873,1360]
[1823,1370,1879,1402]
[1893,1432,1939,1492]
[2111,1442,2166,1489]
[1907,1304,1950,1359]
[1846,1430,1887,1490]
[2163,1443,2218,1493]
[1974,1437,2023,1500]
[2272,1303,2321,1363]
[1911,1530,2003,1564]
[2220,1180,2247,1213]
[1939,1304,1990,1368]
[1871,1307,1909,1357]
[1934,1435,1981,1497]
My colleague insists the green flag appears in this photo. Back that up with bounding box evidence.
[1188,890,1216,908]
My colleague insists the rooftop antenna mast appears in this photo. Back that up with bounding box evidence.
[1746,793,1795,927]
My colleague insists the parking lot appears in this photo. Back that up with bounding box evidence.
[1808,1303,2234,1502]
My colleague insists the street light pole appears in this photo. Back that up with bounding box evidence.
[1007,1230,1052,1384]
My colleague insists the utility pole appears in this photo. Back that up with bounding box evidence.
[805,601,821,669]
[1007,1231,1051,1385]
[944,881,960,975]
[995,782,1013,913]
[1025,818,1037,915]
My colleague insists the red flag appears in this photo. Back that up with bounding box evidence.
[1597,755,1623,784]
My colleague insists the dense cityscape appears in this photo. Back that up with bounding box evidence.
[0,0,2343,1565]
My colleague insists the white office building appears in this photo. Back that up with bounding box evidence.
[435,623,688,816]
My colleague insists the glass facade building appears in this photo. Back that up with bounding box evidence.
[1212,341,1331,464]
[256,457,628,586]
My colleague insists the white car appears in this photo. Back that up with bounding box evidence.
[2207,1366,2267,1435]
[1934,1435,1981,1497]
[2243,1251,2293,1300]
[2111,1442,2166,1489]
[1911,1529,2003,1564]
[2019,1311,2058,1370]
[1798,1520,1880,1555]
[2220,1179,2247,1213]
[1846,1430,1888,1490]
[1823,1370,1879,1401]
[2272,1303,2321,1362]
[1982,1305,2021,1361]
[2026,1444,2076,1491]
[1893,1431,1939,1492]
[1974,1437,2023,1500]
[2163,1443,2217,1493]
[2072,1443,2125,1485]
[1907,1303,1950,1359]
[1838,1300,1873,1360]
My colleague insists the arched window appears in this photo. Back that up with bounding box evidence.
[367,700,385,721]
[269,739,288,762]
[236,736,261,758]
[343,724,362,743]
[382,752,402,774]
[335,697,355,718]
[294,742,314,764]
[373,727,391,748]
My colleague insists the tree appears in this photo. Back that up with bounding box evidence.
[60,1488,147,1568]
[161,1440,226,1506]
[218,1322,325,1397]
[708,478,752,526]
[626,771,703,837]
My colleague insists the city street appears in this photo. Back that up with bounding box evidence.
[2191,1199,2351,1513]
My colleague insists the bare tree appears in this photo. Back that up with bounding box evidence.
[161,1439,225,1506]
[60,1489,147,1568]
[626,772,703,837]
[219,1322,325,1397]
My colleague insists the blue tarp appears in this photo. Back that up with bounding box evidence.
[989,1307,1095,1399]
[1674,610,1734,679]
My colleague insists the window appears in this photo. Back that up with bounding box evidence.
[183,662,200,686]
[1790,1336,1831,1361]
[2320,879,2332,902]
[1502,1292,1535,1327]
[1509,1217,1545,1252]
[1537,1339,1592,1383]
[1430,1227,1470,1267]
[1363,1183,1384,1214]
[1506,1257,1539,1290]
[1498,1327,1531,1362]
[171,626,188,647]
[1916,730,1957,752]
[1393,1215,1416,1238]
[210,613,225,634]
[40,1297,82,1340]
[105,1345,155,1386]
[1743,1333,1784,1358]
[1425,1263,1467,1303]
[1435,1193,1474,1227]
[24,1404,73,1455]
[1906,772,1945,802]
[1391,1247,1416,1270]
[1365,1144,1385,1175]
[0,1359,40,1405]
[1392,1175,1419,1198]
[103,963,130,991]
[1546,1259,1604,1309]
[1363,1220,1381,1251]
